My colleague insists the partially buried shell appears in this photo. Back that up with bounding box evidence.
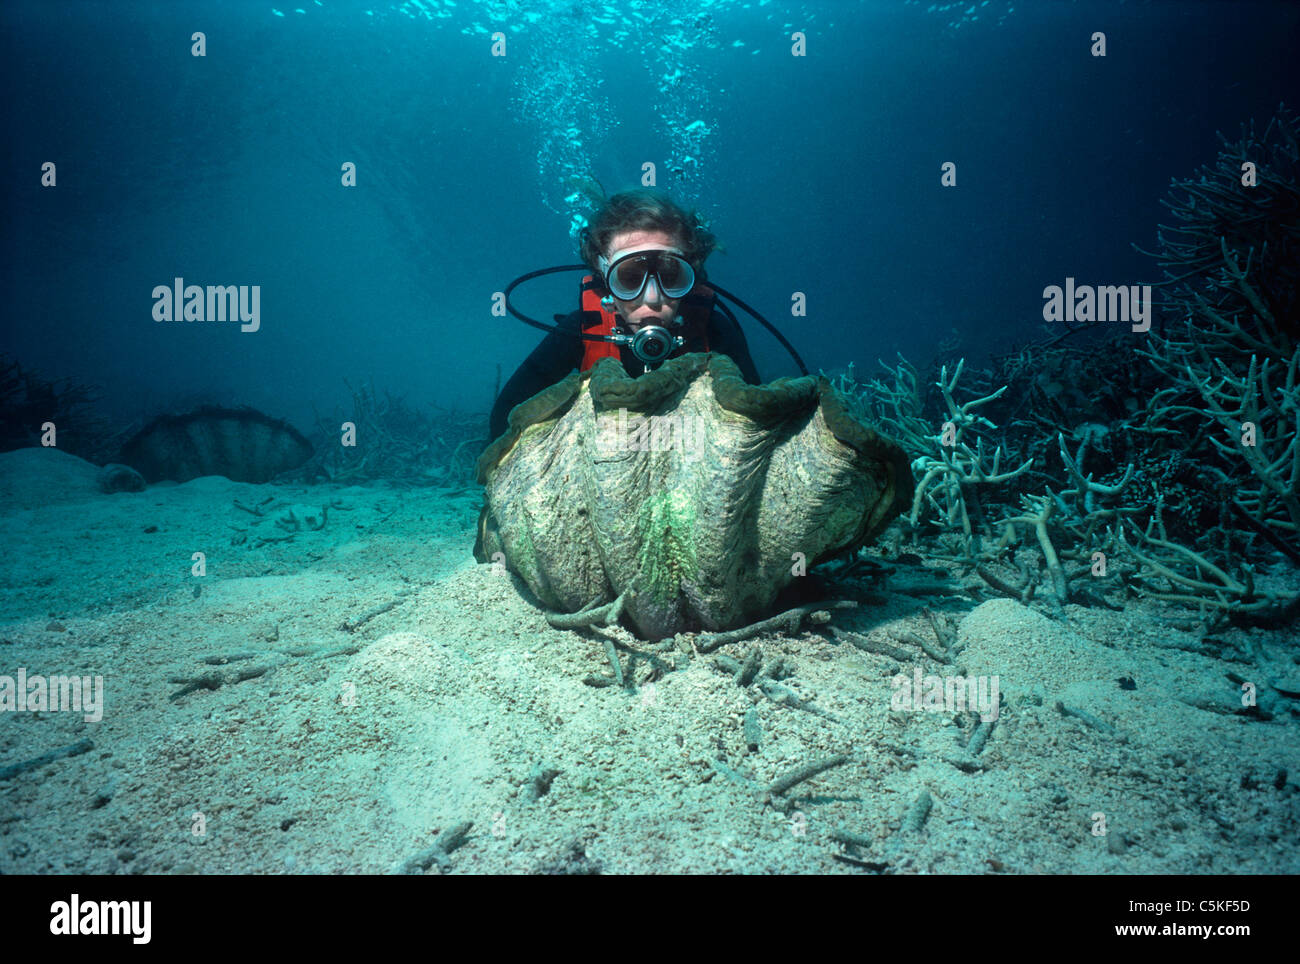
[119,406,313,483]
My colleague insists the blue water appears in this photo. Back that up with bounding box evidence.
[3,0,1295,431]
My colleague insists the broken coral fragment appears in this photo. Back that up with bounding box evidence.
[475,353,914,639]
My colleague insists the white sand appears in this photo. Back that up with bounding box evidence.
[1,448,1296,874]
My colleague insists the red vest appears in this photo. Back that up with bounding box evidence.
[578,275,713,372]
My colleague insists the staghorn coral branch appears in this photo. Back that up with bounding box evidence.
[901,359,1033,546]
[1220,236,1277,327]
[1056,432,1135,515]
[998,494,1068,606]
[1115,516,1296,615]
[1184,353,1300,529]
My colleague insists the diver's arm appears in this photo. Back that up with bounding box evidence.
[706,305,762,384]
[488,312,584,441]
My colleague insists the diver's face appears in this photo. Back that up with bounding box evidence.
[603,229,685,331]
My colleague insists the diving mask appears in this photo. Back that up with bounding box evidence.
[598,245,696,301]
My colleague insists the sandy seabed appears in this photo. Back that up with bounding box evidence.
[1,447,1297,874]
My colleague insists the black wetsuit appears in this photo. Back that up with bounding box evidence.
[488,304,762,441]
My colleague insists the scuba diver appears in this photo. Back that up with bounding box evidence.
[491,188,807,442]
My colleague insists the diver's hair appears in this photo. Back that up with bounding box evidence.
[577,188,719,282]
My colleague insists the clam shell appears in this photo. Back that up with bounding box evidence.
[476,353,913,638]
[120,406,313,483]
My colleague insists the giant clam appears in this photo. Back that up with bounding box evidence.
[475,353,914,639]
